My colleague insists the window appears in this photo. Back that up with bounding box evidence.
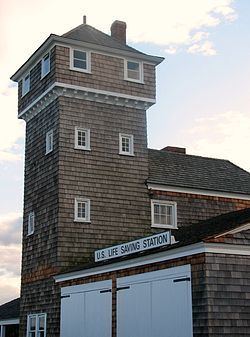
[28,211,35,235]
[75,127,90,150]
[22,73,30,96]
[70,48,91,73]
[41,53,50,78]
[124,60,143,83]
[151,200,177,229]
[74,198,90,222]
[119,133,134,156]
[45,130,53,154]
[27,313,46,337]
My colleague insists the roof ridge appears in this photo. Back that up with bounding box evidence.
[148,148,233,163]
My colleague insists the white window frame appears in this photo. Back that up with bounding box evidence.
[74,198,90,222]
[27,211,35,236]
[70,48,91,73]
[151,200,177,229]
[124,59,144,83]
[119,133,134,156]
[74,127,91,151]
[27,313,46,337]
[45,130,53,155]
[22,72,30,97]
[41,52,51,79]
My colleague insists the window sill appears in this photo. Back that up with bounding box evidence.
[27,232,34,236]
[119,152,134,157]
[74,219,91,223]
[69,67,92,74]
[74,146,91,151]
[21,90,30,98]
[124,78,144,85]
[151,224,178,230]
[41,71,51,80]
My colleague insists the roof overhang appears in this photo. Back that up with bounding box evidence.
[147,182,250,200]
[0,318,19,325]
[11,35,164,82]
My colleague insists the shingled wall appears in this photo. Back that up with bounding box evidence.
[151,190,250,227]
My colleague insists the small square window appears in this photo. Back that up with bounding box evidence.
[45,130,53,154]
[70,48,91,73]
[119,133,134,156]
[124,60,143,83]
[27,314,46,337]
[151,200,177,229]
[75,127,90,150]
[41,52,50,78]
[28,211,35,235]
[22,73,30,96]
[74,198,90,222]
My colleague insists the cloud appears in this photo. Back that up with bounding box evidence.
[188,40,217,56]
[0,213,22,245]
[0,214,22,305]
[183,110,250,172]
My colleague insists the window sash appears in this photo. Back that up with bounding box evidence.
[71,49,90,72]
[22,73,30,96]
[119,133,134,155]
[74,198,90,222]
[46,130,53,154]
[41,53,50,77]
[152,201,177,228]
[75,127,90,150]
[27,314,46,337]
[28,212,35,235]
[125,60,143,82]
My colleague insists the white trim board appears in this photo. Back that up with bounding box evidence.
[18,82,156,121]
[147,183,250,200]
[215,223,250,238]
[54,242,250,283]
[0,319,19,325]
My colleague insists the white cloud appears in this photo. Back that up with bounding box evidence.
[184,110,250,172]
[188,40,217,56]
[0,214,22,304]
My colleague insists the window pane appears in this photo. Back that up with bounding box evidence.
[78,202,86,219]
[38,332,44,337]
[127,69,139,80]
[38,315,45,330]
[78,130,86,147]
[127,61,139,71]
[42,56,50,75]
[29,317,36,330]
[74,59,87,69]
[74,50,86,60]
[29,332,36,337]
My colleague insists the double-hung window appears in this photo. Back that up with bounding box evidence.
[75,127,90,150]
[28,211,35,235]
[74,198,90,222]
[70,48,91,73]
[41,53,50,78]
[151,200,177,229]
[124,60,143,83]
[27,313,46,337]
[22,73,30,96]
[119,133,134,156]
[45,130,53,154]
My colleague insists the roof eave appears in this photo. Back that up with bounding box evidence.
[11,35,164,82]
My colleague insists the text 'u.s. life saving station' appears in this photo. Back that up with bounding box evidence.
[95,231,171,262]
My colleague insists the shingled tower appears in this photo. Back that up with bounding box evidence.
[11,19,163,336]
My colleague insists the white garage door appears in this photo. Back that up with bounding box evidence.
[117,264,193,337]
[60,280,112,337]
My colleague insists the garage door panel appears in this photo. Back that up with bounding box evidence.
[60,293,85,337]
[117,283,151,337]
[85,290,112,337]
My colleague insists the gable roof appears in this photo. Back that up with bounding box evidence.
[174,207,250,247]
[62,24,144,55]
[0,298,20,320]
[148,149,250,195]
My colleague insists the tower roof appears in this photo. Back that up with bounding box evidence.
[62,23,144,55]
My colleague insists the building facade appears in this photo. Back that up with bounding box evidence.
[5,19,250,337]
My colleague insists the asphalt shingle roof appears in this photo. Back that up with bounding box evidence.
[0,298,20,320]
[62,24,145,55]
[148,149,250,195]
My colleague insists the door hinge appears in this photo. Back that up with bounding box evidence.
[100,289,112,294]
[116,286,130,291]
[61,295,70,298]
[173,277,191,283]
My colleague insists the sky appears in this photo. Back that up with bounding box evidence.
[0,0,250,304]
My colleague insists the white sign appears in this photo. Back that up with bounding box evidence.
[95,231,171,262]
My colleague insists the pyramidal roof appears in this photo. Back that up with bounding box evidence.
[62,23,145,55]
